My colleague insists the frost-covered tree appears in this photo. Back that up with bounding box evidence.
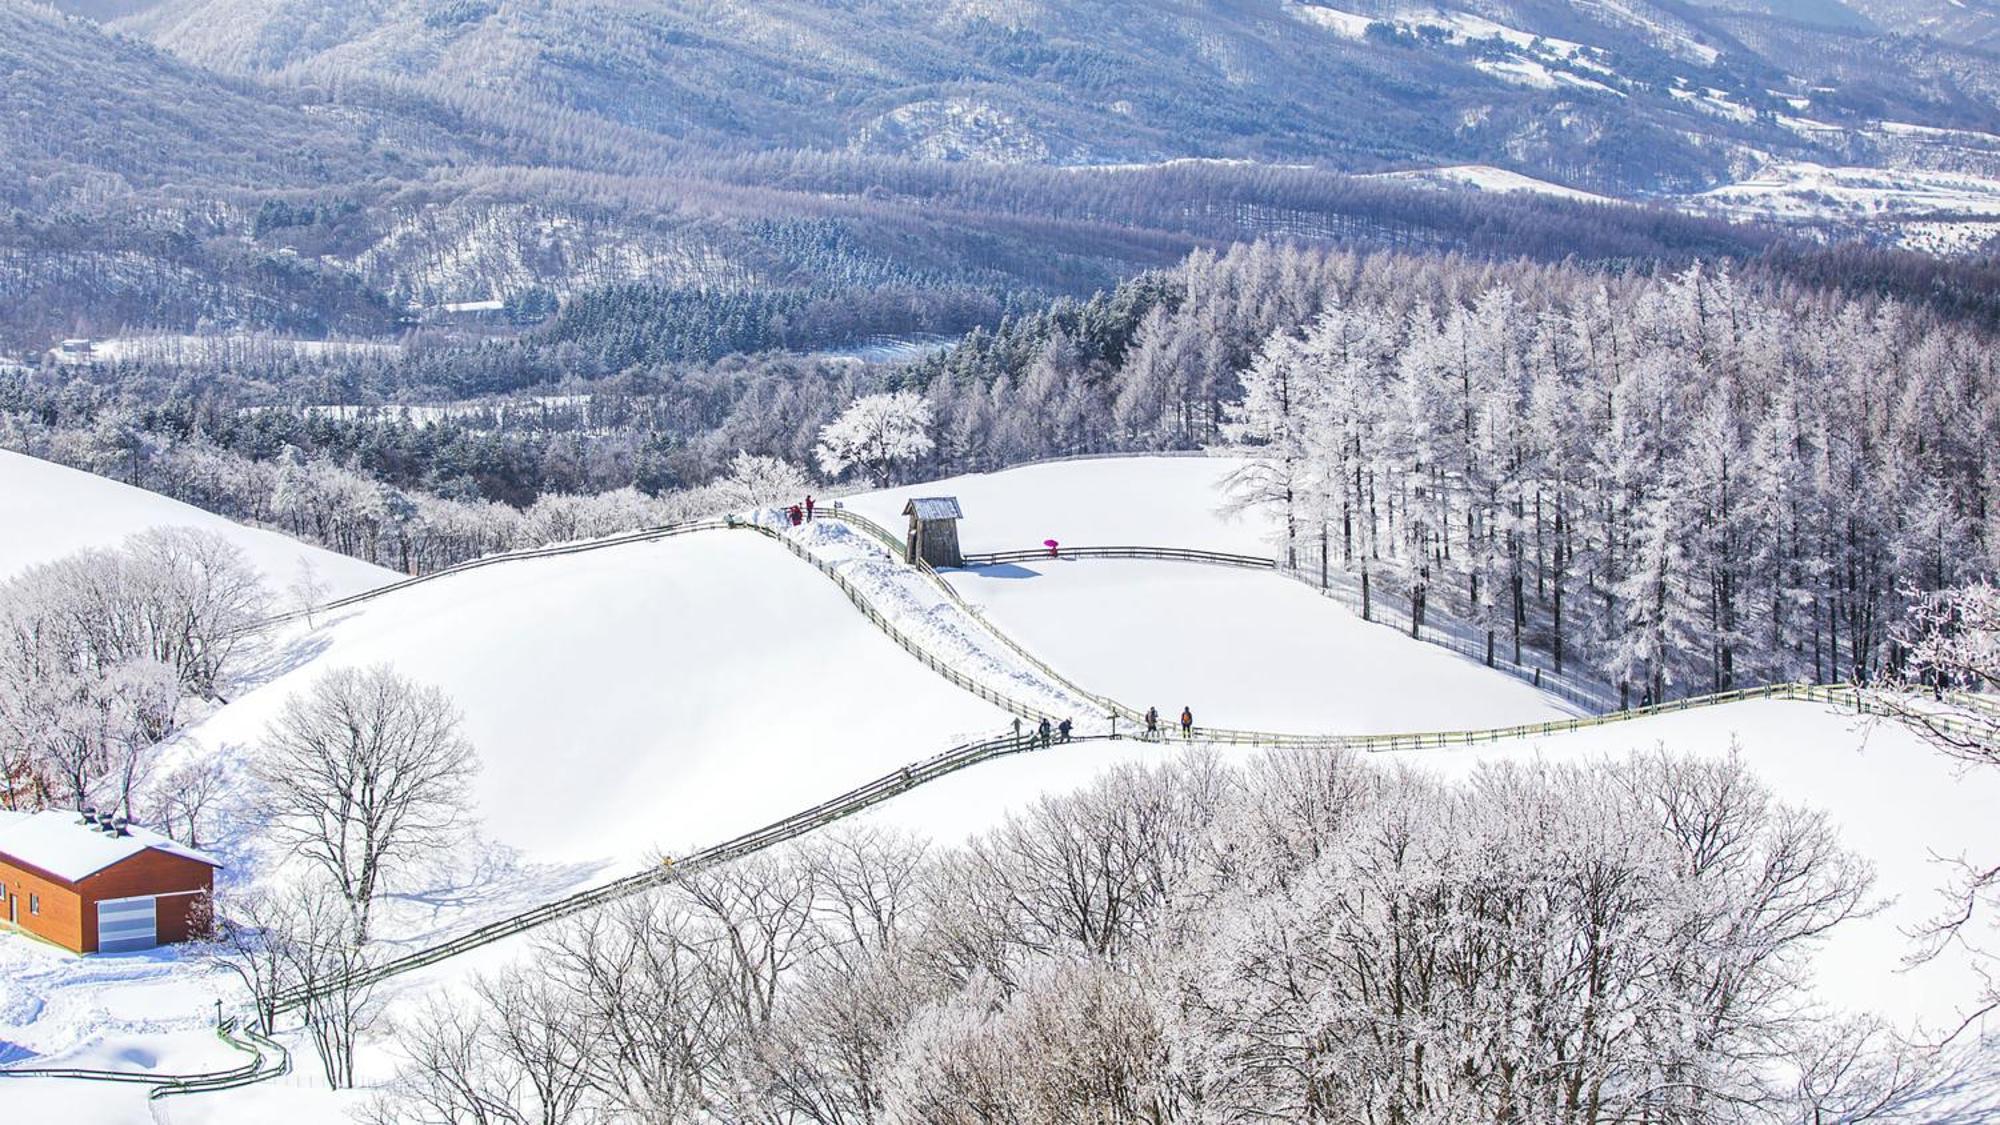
[1873,582,2000,1035]
[0,531,263,810]
[712,451,810,510]
[211,878,381,1089]
[814,391,935,486]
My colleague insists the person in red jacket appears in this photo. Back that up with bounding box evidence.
[788,504,803,526]
[805,494,815,521]
[1179,706,1194,740]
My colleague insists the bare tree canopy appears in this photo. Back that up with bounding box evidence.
[254,664,479,940]
[365,751,1934,1124]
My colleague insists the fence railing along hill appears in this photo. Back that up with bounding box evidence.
[184,497,1976,1074]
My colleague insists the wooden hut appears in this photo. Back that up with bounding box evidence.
[903,497,964,568]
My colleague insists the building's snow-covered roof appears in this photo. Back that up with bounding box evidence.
[0,811,221,884]
[903,496,963,521]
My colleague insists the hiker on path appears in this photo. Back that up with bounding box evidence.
[1145,707,1159,741]
[1180,706,1194,740]
[1058,718,1073,743]
[805,495,815,521]
[1038,717,1053,748]
[788,504,803,526]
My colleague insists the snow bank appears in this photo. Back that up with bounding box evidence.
[0,449,392,598]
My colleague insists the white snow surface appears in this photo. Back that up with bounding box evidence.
[0,811,221,883]
[942,558,1576,733]
[180,530,1014,873]
[846,455,1277,557]
[0,449,393,598]
[6,454,1997,1118]
[1368,163,1618,204]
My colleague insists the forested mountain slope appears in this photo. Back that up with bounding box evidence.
[9,0,2000,350]
[91,0,2000,191]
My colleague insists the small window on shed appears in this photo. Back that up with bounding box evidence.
[29,894,39,915]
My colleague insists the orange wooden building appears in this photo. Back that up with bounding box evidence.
[0,808,220,954]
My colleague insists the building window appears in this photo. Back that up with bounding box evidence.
[28,894,38,915]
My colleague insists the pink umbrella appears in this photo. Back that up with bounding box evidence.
[1044,538,1060,558]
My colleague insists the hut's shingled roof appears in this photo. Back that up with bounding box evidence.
[903,497,963,521]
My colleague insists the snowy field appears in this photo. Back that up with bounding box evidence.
[2,526,1023,1122]
[944,558,1576,732]
[1369,163,1618,204]
[181,531,1014,871]
[846,454,1275,556]
[0,449,392,598]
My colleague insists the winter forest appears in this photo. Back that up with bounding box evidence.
[9,241,1995,707]
[352,750,1907,1124]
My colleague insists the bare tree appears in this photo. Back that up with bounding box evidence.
[147,753,231,849]
[289,558,330,631]
[538,895,734,1121]
[204,886,292,1035]
[253,664,479,940]
[207,879,381,1088]
[287,882,382,1089]
[367,971,598,1125]
[124,527,269,699]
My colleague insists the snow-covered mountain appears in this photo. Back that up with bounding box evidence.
[76,0,2000,190]
[8,0,1999,353]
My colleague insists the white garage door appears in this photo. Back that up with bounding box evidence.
[97,895,157,953]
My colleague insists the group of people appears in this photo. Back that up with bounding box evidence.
[1027,707,1196,748]
[1144,706,1195,741]
[785,495,817,526]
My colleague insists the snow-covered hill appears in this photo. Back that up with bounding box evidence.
[0,449,392,597]
[179,530,1012,872]
[943,559,1576,732]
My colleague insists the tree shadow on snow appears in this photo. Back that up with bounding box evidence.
[231,627,338,691]
[372,843,605,952]
[962,563,1043,580]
